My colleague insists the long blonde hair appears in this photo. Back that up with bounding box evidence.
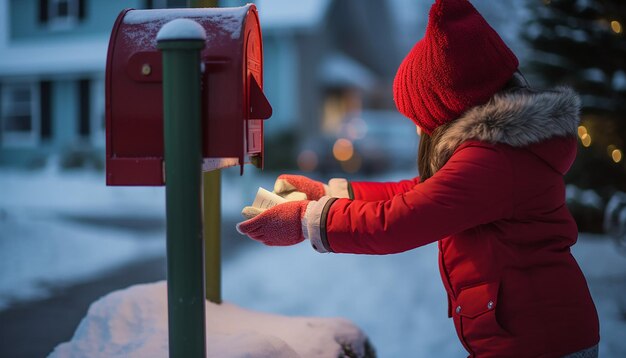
[417,124,448,182]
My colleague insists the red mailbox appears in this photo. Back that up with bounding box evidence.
[105,4,272,186]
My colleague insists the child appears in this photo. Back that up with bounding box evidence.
[237,0,600,356]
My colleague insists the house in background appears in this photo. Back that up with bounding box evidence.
[225,0,419,173]
[229,0,407,137]
[0,0,191,168]
[0,0,416,172]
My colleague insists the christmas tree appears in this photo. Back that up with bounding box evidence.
[522,0,626,194]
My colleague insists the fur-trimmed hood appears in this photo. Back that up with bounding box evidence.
[430,87,581,175]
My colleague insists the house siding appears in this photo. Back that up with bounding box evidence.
[10,0,143,41]
[51,79,78,149]
[1,0,143,166]
[262,34,299,136]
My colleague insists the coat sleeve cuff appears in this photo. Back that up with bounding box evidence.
[328,178,352,198]
[302,196,337,253]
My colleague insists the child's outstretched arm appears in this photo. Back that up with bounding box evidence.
[350,177,422,201]
[307,143,513,254]
[273,174,421,201]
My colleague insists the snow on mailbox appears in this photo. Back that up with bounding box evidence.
[105,4,272,186]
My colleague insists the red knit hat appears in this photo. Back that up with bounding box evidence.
[393,0,519,134]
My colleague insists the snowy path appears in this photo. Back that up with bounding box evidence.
[223,240,464,357]
[0,168,166,310]
[0,166,271,310]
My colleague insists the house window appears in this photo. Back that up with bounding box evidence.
[39,0,85,29]
[68,78,104,145]
[78,79,91,139]
[0,83,40,147]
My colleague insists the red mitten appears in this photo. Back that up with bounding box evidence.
[274,174,328,200]
[236,200,310,246]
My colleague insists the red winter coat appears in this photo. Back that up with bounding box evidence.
[318,88,599,357]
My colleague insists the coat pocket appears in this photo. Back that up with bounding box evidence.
[455,281,511,342]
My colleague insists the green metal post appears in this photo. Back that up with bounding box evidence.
[157,23,207,358]
[189,0,222,305]
[203,169,221,303]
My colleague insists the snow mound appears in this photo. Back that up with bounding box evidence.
[156,18,207,42]
[49,281,373,358]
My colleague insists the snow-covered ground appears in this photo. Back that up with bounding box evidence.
[1,167,625,357]
[49,231,626,357]
[223,239,463,357]
[0,165,166,310]
[50,281,371,358]
[0,164,269,309]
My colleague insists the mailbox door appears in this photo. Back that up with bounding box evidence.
[243,8,265,172]
[245,28,263,155]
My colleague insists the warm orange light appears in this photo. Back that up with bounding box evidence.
[612,149,623,163]
[577,125,587,138]
[297,150,318,172]
[611,20,622,34]
[333,138,354,161]
[580,133,591,147]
